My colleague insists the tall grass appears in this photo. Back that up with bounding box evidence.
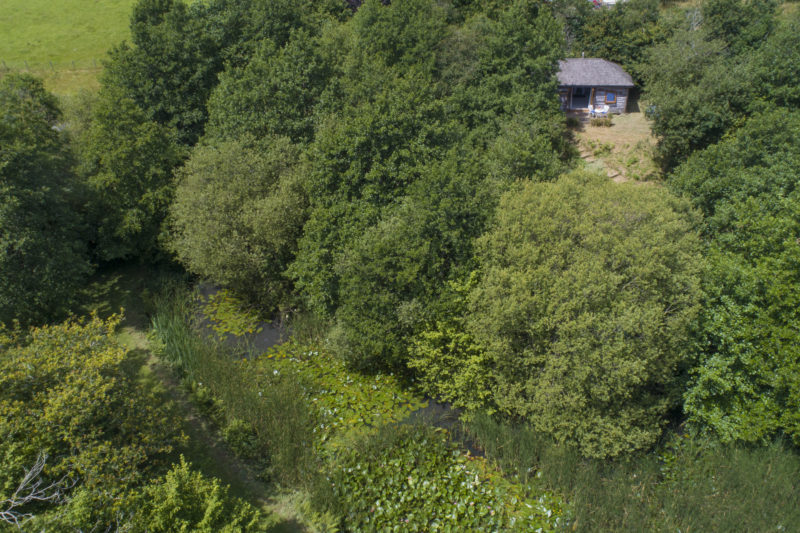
[150,286,316,486]
[464,413,800,532]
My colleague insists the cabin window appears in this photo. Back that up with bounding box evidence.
[605,91,617,104]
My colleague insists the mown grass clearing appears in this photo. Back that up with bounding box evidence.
[572,111,660,182]
[0,0,136,94]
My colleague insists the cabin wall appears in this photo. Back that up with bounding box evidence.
[592,87,628,113]
[557,86,631,113]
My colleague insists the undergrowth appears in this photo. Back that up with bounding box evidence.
[149,285,568,531]
[150,287,316,487]
[464,413,800,532]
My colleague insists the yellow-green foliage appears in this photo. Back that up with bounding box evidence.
[409,324,492,413]
[408,276,495,414]
[262,344,428,446]
[130,456,271,533]
[202,289,264,337]
[471,172,703,458]
[0,315,183,528]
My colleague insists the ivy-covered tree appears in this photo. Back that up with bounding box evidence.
[0,74,91,326]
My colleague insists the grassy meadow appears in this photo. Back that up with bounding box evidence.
[0,0,136,94]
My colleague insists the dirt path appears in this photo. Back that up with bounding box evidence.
[81,266,311,530]
[123,327,309,532]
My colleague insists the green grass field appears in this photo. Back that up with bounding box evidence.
[0,0,137,94]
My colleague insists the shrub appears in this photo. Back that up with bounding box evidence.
[0,315,182,529]
[129,456,271,532]
[408,275,495,413]
[470,171,703,457]
[589,116,612,127]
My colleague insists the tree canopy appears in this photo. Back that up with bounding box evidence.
[0,74,91,326]
[469,172,703,457]
[169,137,307,306]
[671,110,800,445]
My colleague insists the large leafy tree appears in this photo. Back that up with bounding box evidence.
[103,0,336,146]
[330,155,500,371]
[103,0,225,146]
[82,0,333,261]
[642,1,792,170]
[289,0,567,373]
[701,0,776,55]
[470,172,703,457]
[671,110,800,445]
[169,138,307,307]
[0,74,91,325]
[575,0,671,83]
[750,13,800,108]
[643,28,752,170]
[206,30,331,144]
[82,87,184,261]
[289,65,452,317]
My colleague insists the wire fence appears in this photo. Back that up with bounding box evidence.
[0,58,104,73]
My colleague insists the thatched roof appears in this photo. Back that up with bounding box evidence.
[557,58,634,87]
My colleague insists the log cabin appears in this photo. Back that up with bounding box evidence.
[557,58,634,115]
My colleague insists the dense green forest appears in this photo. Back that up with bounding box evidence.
[2,0,800,530]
